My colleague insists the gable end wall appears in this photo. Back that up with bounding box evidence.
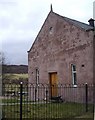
[28,12,94,85]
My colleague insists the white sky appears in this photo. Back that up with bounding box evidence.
[0,0,94,65]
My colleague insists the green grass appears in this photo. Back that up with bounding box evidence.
[2,102,93,119]
[2,96,28,103]
[2,98,18,103]
[3,73,28,80]
[76,112,94,118]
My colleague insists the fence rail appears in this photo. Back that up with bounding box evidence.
[2,83,94,119]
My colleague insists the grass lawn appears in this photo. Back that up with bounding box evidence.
[2,96,28,103]
[2,102,94,119]
[76,112,94,118]
[3,73,28,80]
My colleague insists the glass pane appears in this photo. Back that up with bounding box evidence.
[72,64,76,71]
[73,73,77,85]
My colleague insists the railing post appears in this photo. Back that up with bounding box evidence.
[35,88,37,102]
[46,89,48,103]
[20,82,23,120]
[85,83,88,112]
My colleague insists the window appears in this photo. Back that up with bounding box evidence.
[71,64,77,87]
[36,68,39,84]
[35,68,39,101]
[49,27,53,31]
[49,27,53,34]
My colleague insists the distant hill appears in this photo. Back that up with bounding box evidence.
[2,65,28,74]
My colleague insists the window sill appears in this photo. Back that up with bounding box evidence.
[73,85,77,87]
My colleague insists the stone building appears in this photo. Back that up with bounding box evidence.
[28,7,95,101]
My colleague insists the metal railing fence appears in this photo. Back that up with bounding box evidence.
[2,83,94,119]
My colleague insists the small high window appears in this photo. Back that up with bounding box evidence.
[49,27,53,34]
[49,27,53,30]
[71,64,77,87]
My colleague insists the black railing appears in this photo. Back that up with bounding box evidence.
[2,83,94,119]
[85,83,88,112]
[20,82,23,120]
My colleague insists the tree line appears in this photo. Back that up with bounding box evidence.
[2,65,28,74]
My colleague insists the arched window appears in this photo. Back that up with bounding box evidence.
[36,68,39,84]
[71,64,77,86]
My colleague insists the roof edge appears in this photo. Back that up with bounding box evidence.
[28,10,94,53]
[52,11,94,31]
[28,10,53,53]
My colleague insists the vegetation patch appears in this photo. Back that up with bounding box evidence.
[2,74,28,84]
[2,102,93,119]
[3,74,28,80]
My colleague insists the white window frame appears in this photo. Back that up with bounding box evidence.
[71,64,77,87]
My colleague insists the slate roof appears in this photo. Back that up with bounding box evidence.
[53,12,94,31]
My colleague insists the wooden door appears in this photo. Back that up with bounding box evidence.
[49,72,58,98]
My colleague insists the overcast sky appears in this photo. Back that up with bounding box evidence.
[0,0,94,65]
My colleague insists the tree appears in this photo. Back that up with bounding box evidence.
[0,52,2,96]
[0,52,7,95]
[0,52,6,65]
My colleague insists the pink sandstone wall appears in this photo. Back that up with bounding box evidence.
[28,12,94,85]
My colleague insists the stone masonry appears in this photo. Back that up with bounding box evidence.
[28,11,94,85]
